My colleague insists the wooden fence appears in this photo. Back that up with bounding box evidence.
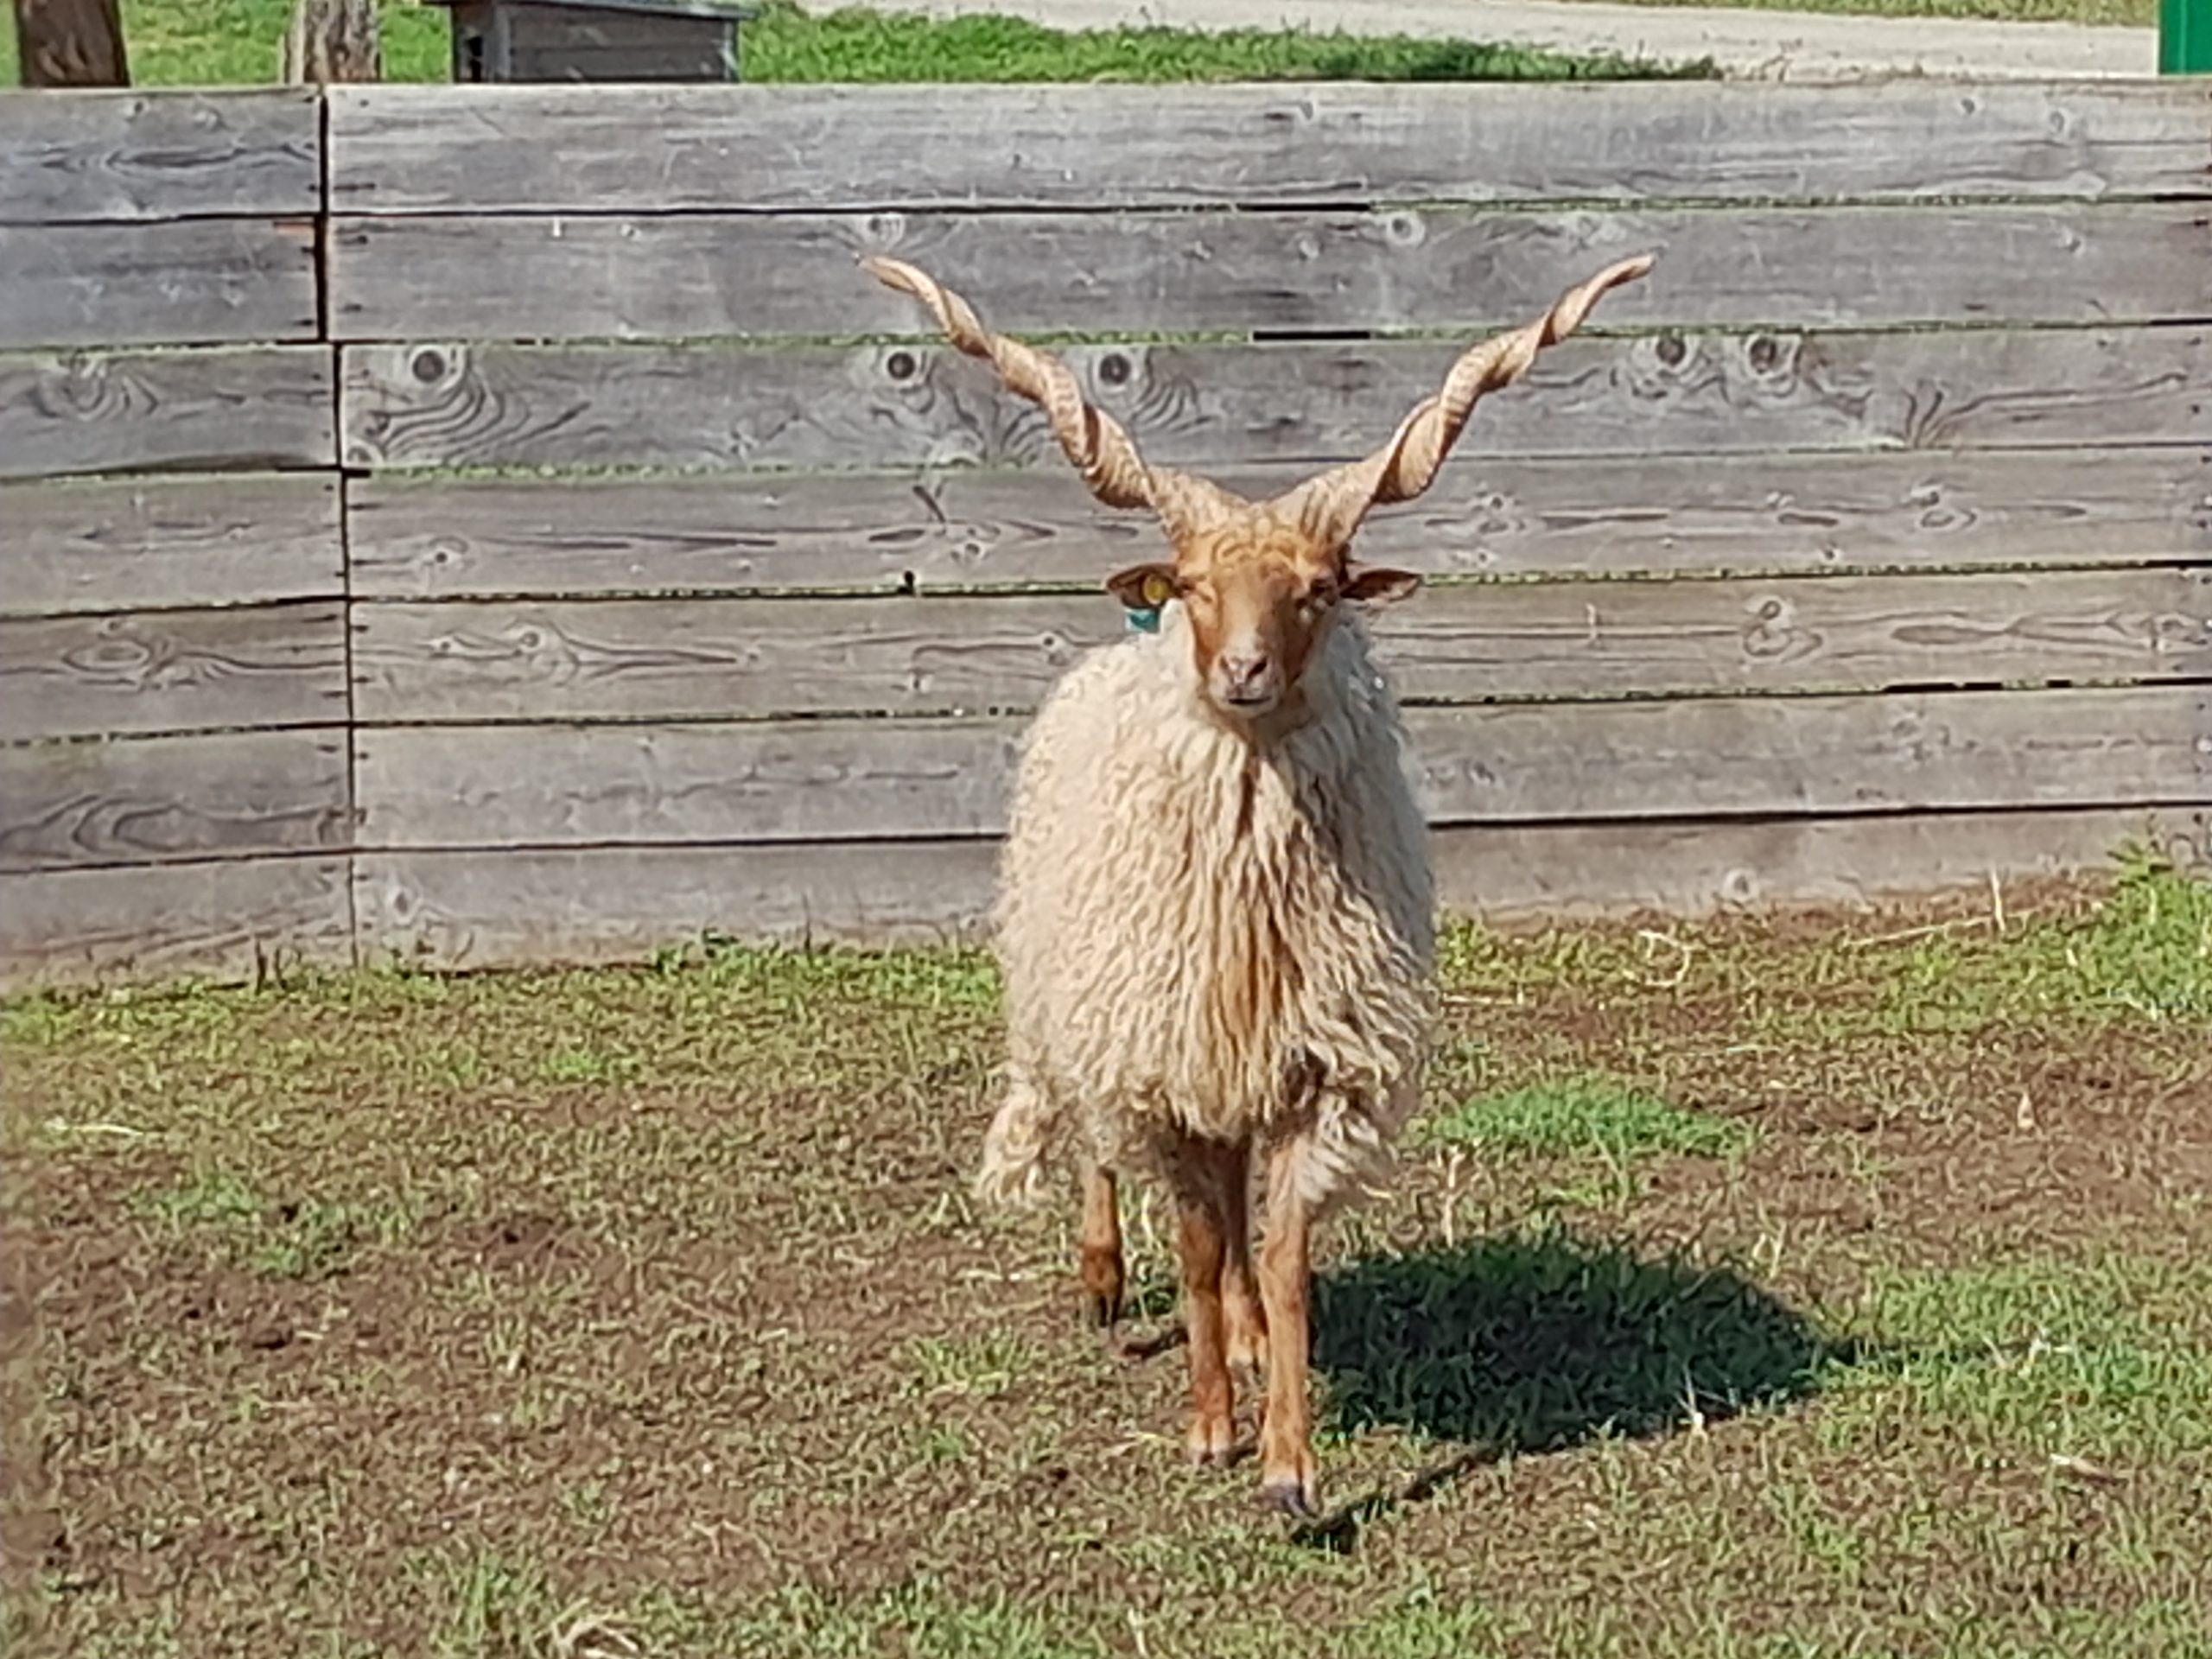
[3,79,2209,988]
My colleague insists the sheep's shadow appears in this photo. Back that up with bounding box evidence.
[1300,1226,1846,1548]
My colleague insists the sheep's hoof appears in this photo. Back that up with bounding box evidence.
[1111,1323,1185,1363]
[1262,1476,1319,1519]
[1185,1415,1237,1469]
[1083,1289,1121,1331]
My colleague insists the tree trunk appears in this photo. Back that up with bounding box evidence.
[12,0,129,86]
[280,0,380,82]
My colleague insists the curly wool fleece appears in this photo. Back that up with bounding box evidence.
[979,599,1436,1217]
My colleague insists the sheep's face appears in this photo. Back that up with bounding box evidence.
[1108,519,1420,721]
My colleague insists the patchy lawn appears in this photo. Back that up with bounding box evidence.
[3,856,2209,1657]
[0,0,1707,87]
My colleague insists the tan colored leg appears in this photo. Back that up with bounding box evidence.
[1256,1141,1318,1515]
[1077,1163,1125,1329]
[1220,1141,1268,1377]
[1171,1140,1237,1465]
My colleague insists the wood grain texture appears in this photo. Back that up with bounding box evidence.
[0,219,319,351]
[348,569,2212,722]
[0,729,350,872]
[339,327,2212,475]
[0,346,334,480]
[0,855,352,990]
[4,474,342,616]
[325,80,2212,215]
[326,203,2212,343]
[0,88,320,224]
[346,448,2212,599]
[348,805,2212,969]
[355,718,1020,848]
[349,686,2212,850]
[0,601,349,741]
[353,842,998,967]
[1429,806,2212,922]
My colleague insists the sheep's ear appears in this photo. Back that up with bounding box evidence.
[1106,563,1181,611]
[1343,566,1422,607]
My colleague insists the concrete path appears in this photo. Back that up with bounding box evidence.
[875,0,2160,79]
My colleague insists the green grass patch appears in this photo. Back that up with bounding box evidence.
[1415,1073,1751,1161]
[128,1167,420,1279]
[2,0,1707,87]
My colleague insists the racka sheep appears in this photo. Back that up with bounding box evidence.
[865,250,1653,1515]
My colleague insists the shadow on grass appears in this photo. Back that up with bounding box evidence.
[1300,1226,1847,1548]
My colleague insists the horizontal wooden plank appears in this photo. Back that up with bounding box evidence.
[347,569,2212,721]
[326,80,2212,215]
[353,842,996,967]
[0,730,350,873]
[327,203,2212,343]
[338,327,2212,474]
[0,346,334,480]
[346,448,2212,599]
[0,855,352,991]
[349,805,2212,968]
[0,89,320,225]
[0,602,349,741]
[351,686,2212,850]
[3,474,342,616]
[1430,805,2212,923]
[0,219,320,351]
[355,718,1020,848]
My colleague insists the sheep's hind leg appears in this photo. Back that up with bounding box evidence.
[1168,1137,1240,1467]
[1220,1141,1268,1379]
[1077,1161,1126,1330]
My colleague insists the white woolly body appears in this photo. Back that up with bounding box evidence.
[980,601,1436,1214]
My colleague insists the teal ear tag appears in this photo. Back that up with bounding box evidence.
[1124,571,1173,634]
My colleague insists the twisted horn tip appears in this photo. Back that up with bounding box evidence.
[860,253,925,295]
[1599,252,1659,289]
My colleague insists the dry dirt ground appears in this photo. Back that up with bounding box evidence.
[3,858,2209,1657]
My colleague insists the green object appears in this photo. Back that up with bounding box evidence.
[2164,0,2212,71]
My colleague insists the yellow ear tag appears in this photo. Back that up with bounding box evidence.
[1127,570,1173,635]
[1141,573,1175,608]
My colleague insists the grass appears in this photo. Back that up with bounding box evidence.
[4,858,2212,1656]
[0,0,1707,87]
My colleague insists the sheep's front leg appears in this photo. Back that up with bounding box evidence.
[1256,1141,1318,1516]
[1077,1162,1125,1329]
[1169,1139,1238,1465]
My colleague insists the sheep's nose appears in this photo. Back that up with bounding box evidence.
[1219,651,1273,694]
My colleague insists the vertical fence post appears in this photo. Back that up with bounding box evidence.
[2164,0,2210,73]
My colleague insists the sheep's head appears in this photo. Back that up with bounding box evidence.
[861,251,1655,723]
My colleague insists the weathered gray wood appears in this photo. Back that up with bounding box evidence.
[325,80,2212,215]
[348,805,2212,968]
[1430,806,2212,922]
[0,729,351,873]
[348,569,2212,722]
[346,448,2212,599]
[0,89,321,224]
[340,327,2212,475]
[349,685,2212,851]
[3,474,343,617]
[326,203,2212,344]
[353,842,997,966]
[0,219,320,351]
[0,602,349,741]
[0,855,352,990]
[0,346,334,480]
[355,718,1020,848]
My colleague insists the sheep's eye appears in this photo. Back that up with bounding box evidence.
[1302,582,1338,613]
